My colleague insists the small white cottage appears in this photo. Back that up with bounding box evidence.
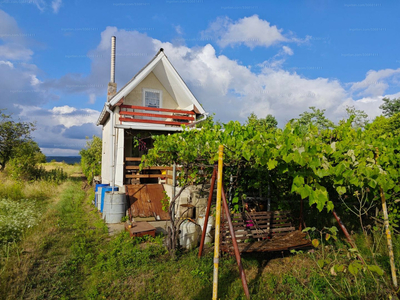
[96,37,207,220]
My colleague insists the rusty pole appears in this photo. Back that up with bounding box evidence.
[332,209,356,248]
[222,186,250,299]
[198,166,217,258]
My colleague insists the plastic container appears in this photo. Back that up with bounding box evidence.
[179,219,201,249]
[197,215,214,244]
[100,187,119,213]
[103,192,126,223]
[95,184,109,207]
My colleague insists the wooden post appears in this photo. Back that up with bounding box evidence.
[212,145,223,300]
[198,166,217,258]
[221,186,250,299]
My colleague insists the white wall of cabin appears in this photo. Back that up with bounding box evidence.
[101,117,111,184]
[115,127,125,187]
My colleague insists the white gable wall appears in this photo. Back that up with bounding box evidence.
[124,71,178,109]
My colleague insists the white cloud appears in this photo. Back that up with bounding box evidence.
[51,0,62,13]
[174,25,183,35]
[47,26,399,127]
[0,60,14,68]
[350,68,400,97]
[17,105,101,155]
[0,10,34,61]
[201,15,308,49]
[31,0,46,12]
[4,20,397,155]
[282,46,294,56]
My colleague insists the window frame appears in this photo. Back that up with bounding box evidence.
[142,88,163,109]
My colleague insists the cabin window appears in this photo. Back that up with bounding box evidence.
[143,88,162,108]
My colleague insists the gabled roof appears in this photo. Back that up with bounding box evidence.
[97,49,205,126]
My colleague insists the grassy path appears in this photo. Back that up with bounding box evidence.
[0,178,108,299]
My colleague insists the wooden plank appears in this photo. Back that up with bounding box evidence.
[126,166,169,170]
[120,104,196,115]
[221,230,311,253]
[120,110,195,121]
[125,157,142,162]
[125,166,182,171]
[120,117,185,126]
[126,174,173,179]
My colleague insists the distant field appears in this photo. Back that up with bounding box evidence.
[46,156,81,164]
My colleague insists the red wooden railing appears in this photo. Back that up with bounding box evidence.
[119,105,195,126]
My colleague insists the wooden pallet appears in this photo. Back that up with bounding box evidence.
[221,210,311,253]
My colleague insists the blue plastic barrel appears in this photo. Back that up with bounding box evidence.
[95,184,109,207]
[101,186,119,213]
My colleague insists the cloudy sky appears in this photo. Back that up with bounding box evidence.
[0,1,399,155]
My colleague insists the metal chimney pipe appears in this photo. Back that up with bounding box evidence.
[110,36,116,83]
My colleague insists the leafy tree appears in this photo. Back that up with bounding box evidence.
[293,106,335,130]
[345,105,369,129]
[0,111,35,170]
[8,140,47,180]
[379,97,400,117]
[246,113,278,130]
[80,136,102,184]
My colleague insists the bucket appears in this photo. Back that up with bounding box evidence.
[197,215,214,244]
[100,187,119,213]
[103,192,126,223]
[95,184,109,207]
[179,219,201,250]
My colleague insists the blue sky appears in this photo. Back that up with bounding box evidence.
[0,0,399,155]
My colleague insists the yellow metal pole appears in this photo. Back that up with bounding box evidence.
[380,187,398,288]
[376,147,398,288]
[212,145,224,300]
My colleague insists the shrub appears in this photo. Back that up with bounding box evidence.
[80,136,102,184]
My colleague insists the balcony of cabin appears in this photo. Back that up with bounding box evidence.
[119,104,196,127]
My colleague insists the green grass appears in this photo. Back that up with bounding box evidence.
[0,165,399,299]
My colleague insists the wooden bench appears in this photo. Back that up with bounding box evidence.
[221,210,311,253]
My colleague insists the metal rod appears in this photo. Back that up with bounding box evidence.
[212,145,223,300]
[299,198,304,231]
[198,165,217,258]
[380,187,398,288]
[332,209,356,248]
[222,185,250,299]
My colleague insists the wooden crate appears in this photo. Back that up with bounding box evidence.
[125,222,156,238]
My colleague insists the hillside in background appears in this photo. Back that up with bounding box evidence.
[46,156,81,164]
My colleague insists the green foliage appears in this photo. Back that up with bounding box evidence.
[292,106,335,130]
[379,97,400,117]
[80,136,102,184]
[7,140,48,180]
[0,111,36,170]
[161,190,170,213]
[345,105,369,129]
[246,112,278,130]
[146,113,400,221]
[299,227,387,298]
